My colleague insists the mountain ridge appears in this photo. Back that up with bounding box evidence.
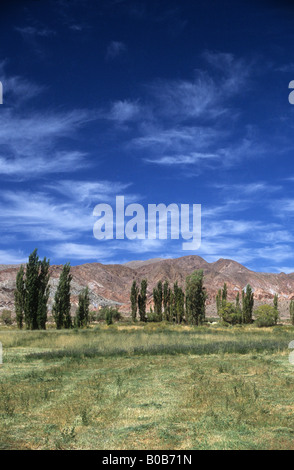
[0,255,293,317]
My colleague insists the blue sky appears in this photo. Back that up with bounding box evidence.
[1,0,294,272]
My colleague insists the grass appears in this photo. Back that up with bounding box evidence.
[0,322,294,449]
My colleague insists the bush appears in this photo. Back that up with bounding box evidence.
[89,311,97,323]
[97,307,122,325]
[254,305,279,327]
[218,302,242,325]
[90,307,122,323]
[111,308,122,322]
[1,309,13,326]
[105,309,113,325]
[147,311,162,322]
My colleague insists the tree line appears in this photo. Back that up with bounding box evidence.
[130,270,207,325]
[215,282,286,327]
[14,249,90,330]
[12,249,294,329]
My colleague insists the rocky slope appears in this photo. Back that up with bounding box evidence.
[0,255,294,317]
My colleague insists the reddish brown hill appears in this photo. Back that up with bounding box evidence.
[0,255,294,317]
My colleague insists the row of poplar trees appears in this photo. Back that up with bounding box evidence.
[216,282,255,324]
[130,270,207,325]
[14,249,90,330]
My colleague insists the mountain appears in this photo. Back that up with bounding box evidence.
[0,255,293,318]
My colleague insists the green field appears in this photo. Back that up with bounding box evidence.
[0,323,294,450]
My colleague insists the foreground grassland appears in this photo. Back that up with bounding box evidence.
[0,323,294,450]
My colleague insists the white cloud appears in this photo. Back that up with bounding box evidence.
[49,239,165,262]
[0,151,88,178]
[132,126,221,152]
[114,53,257,171]
[215,182,282,195]
[108,100,142,123]
[0,190,94,240]
[144,152,219,166]
[48,179,131,203]
[15,26,56,37]
[106,41,127,59]
[0,107,93,178]
[0,250,27,265]
[49,243,107,260]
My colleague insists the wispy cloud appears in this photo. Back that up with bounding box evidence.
[106,41,127,59]
[0,151,88,178]
[0,249,27,265]
[0,80,94,178]
[144,152,219,166]
[15,26,56,38]
[132,126,221,153]
[0,190,94,241]
[109,52,258,171]
[107,100,143,123]
[49,243,107,260]
[0,62,44,105]
[214,182,282,195]
[48,180,131,203]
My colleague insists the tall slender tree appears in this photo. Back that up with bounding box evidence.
[273,294,278,312]
[130,280,139,322]
[168,288,174,322]
[14,265,25,329]
[174,282,185,324]
[53,263,72,329]
[163,281,170,321]
[138,279,147,322]
[76,287,90,327]
[37,257,50,330]
[242,284,254,324]
[153,281,163,321]
[22,249,50,330]
[235,292,241,313]
[216,289,222,315]
[24,249,40,330]
[222,283,228,307]
[186,270,207,325]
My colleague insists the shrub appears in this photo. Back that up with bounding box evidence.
[99,307,122,325]
[105,309,113,325]
[254,305,279,327]
[218,302,242,325]
[147,311,162,322]
[89,311,97,323]
[1,309,13,326]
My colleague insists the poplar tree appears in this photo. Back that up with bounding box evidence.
[174,283,185,324]
[222,283,228,307]
[53,263,72,329]
[273,294,278,312]
[153,281,163,321]
[138,279,147,322]
[76,287,90,327]
[14,265,25,329]
[163,281,170,321]
[23,249,50,330]
[216,289,222,315]
[186,270,207,325]
[130,281,139,322]
[37,257,50,330]
[168,288,174,322]
[242,284,254,324]
[235,292,241,313]
[24,249,40,330]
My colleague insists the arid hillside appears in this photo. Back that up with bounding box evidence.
[1,255,294,317]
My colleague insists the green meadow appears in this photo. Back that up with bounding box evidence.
[0,323,294,450]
